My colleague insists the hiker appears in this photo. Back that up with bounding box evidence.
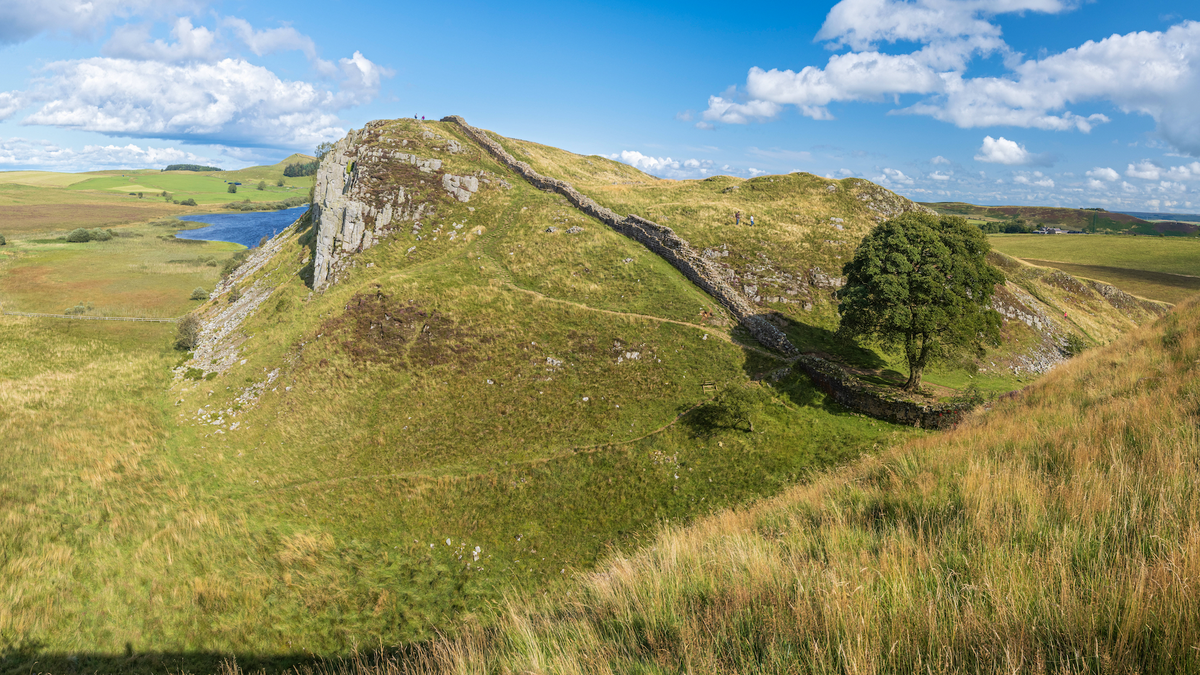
[735,211,741,225]
[750,215,755,227]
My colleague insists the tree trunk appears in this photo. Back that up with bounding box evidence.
[903,363,924,392]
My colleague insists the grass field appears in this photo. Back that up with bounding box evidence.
[0,120,919,671]
[0,219,241,317]
[396,295,1200,675]
[989,234,1200,304]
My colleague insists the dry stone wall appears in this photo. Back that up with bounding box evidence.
[792,355,968,429]
[443,115,799,357]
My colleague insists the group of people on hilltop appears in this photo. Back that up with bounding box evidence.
[734,211,755,226]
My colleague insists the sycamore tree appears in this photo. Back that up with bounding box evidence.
[837,212,1005,392]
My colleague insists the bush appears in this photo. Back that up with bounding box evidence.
[175,314,201,351]
[284,161,319,177]
[276,178,285,187]
[66,228,91,242]
[88,228,113,241]
[180,198,197,206]
[257,181,266,191]
[190,287,209,300]
[0,233,6,246]
[165,164,222,172]
[1061,332,1089,357]
[227,183,237,194]
[220,250,249,277]
[227,287,242,303]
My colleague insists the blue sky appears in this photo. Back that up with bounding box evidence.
[1,0,1198,213]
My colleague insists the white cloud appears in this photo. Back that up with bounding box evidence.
[1121,181,1140,193]
[1086,178,1106,189]
[1013,171,1055,188]
[929,171,951,181]
[102,17,220,62]
[1126,161,1161,180]
[0,136,214,170]
[15,54,389,148]
[610,151,718,179]
[701,96,781,124]
[974,136,1050,166]
[1086,166,1119,182]
[0,92,24,120]
[0,0,203,44]
[873,167,913,185]
[930,155,950,165]
[703,1,1200,156]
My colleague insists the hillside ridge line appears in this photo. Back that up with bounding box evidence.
[442,115,800,358]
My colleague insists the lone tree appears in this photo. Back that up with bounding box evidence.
[175,313,201,351]
[837,212,1005,392]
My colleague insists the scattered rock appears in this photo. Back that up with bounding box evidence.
[544,226,558,233]
[565,226,584,234]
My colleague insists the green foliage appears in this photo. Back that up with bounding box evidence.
[65,228,91,242]
[838,212,1005,391]
[0,233,5,246]
[88,228,113,241]
[175,314,201,350]
[314,141,334,160]
[183,366,205,380]
[276,178,285,187]
[180,198,197,206]
[257,181,266,191]
[227,286,242,303]
[227,183,238,194]
[1061,332,1089,357]
[976,220,1001,234]
[165,164,222,172]
[284,161,319,177]
[220,249,249,277]
[190,287,209,301]
[222,195,307,211]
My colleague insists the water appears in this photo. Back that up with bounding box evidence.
[176,206,309,247]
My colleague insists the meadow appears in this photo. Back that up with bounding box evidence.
[989,234,1200,304]
[376,296,1200,675]
[0,122,916,672]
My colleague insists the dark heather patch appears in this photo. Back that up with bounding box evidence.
[319,292,474,369]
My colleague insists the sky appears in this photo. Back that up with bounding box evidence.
[1,0,1198,213]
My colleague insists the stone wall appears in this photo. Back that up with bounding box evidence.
[792,355,968,429]
[443,115,799,357]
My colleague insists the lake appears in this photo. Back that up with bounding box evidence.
[176,206,309,247]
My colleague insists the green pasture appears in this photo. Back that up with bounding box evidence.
[0,220,241,317]
[989,234,1200,304]
[69,170,311,206]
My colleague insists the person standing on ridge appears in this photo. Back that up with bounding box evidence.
[735,211,741,225]
[750,215,755,227]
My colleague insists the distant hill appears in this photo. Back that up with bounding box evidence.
[163,163,222,172]
[923,201,1199,236]
[1117,210,1200,223]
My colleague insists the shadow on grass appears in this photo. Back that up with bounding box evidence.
[772,313,886,370]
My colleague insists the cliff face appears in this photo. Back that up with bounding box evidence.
[310,122,479,290]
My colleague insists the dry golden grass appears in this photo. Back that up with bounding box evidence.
[355,296,1200,674]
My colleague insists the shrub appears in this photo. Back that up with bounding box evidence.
[0,233,6,246]
[190,287,209,300]
[87,228,113,241]
[1061,332,1089,357]
[175,314,201,351]
[220,250,249,277]
[276,178,285,187]
[257,181,266,191]
[227,287,242,303]
[180,198,197,206]
[183,367,205,380]
[227,183,237,194]
[66,228,91,242]
[165,164,222,172]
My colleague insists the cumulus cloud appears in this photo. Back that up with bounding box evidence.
[0,92,24,121]
[1124,159,1200,182]
[929,171,951,180]
[1013,172,1055,188]
[974,136,1051,166]
[930,155,950,165]
[0,0,203,44]
[873,167,913,185]
[1086,166,1119,181]
[1126,161,1162,180]
[19,57,358,148]
[702,0,1200,156]
[701,96,781,124]
[102,17,220,62]
[0,136,214,170]
[610,151,718,179]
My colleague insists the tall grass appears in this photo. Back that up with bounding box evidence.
[371,297,1200,674]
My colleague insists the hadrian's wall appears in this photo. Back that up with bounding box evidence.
[442,115,799,357]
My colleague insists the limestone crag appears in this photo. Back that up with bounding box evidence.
[443,115,799,357]
[311,121,484,290]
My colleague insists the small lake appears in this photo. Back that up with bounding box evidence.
[176,206,309,248]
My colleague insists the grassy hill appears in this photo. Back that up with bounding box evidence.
[924,201,1199,237]
[396,294,1200,675]
[0,117,1185,672]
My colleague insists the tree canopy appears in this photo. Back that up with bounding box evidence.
[837,212,1005,392]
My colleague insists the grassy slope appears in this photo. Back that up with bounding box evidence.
[0,119,911,667]
[484,136,1167,394]
[406,295,1200,675]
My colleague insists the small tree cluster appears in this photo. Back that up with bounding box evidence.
[65,228,114,242]
[175,314,201,351]
[0,233,6,246]
[257,181,266,191]
[190,287,209,300]
[227,183,238,194]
